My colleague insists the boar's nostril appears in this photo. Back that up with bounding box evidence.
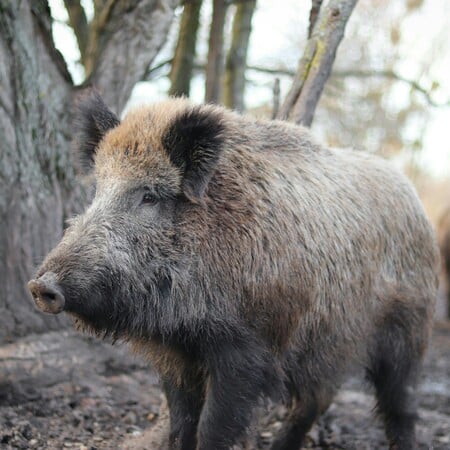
[41,290,56,302]
[28,275,65,315]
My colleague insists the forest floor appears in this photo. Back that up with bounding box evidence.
[0,323,449,450]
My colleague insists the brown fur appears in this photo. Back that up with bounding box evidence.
[31,95,440,450]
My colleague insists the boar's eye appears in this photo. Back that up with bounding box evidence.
[141,189,158,206]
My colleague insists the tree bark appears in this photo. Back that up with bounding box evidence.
[0,0,177,343]
[308,0,323,38]
[277,0,358,126]
[204,0,229,103]
[0,0,74,342]
[223,0,256,112]
[86,0,178,113]
[168,0,203,98]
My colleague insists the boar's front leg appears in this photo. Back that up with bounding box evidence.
[163,377,205,450]
[197,334,279,450]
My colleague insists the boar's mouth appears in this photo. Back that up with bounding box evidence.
[28,272,65,315]
[28,267,175,339]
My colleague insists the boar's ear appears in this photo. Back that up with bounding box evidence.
[73,89,120,173]
[162,107,225,203]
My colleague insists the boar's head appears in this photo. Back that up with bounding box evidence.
[28,90,226,340]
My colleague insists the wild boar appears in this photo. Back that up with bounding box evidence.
[28,91,439,450]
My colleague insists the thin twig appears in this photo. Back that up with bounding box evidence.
[142,59,449,108]
[142,58,173,80]
[332,70,450,107]
[248,66,449,108]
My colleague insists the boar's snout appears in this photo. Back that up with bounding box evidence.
[28,272,65,315]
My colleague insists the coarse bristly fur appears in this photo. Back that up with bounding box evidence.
[31,90,440,450]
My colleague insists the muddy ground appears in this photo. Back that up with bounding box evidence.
[0,323,449,450]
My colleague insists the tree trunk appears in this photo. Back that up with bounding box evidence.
[0,0,177,343]
[168,0,203,98]
[0,0,74,342]
[204,0,229,103]
[223,0,256,112]
[86,0,178,113]
[277,0,358,126]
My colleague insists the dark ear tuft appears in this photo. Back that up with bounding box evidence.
[162,106,225,202]
[73,88,120,173]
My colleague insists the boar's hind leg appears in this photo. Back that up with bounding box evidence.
[367,306,426,450]
[197,336,280,450]
[369,356,419,450]
[163,377,205,450]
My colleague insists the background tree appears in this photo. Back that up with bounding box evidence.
[277,0,358,125]
[168,0,203,97]
[204,0,229,103]
[222,0,256,111]
[0,0,177,343]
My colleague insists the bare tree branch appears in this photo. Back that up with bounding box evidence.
[142,58,449,109]
[223,0,256,111]
[83,0,116,79]
[247,65,295,77]
[63,0,89,63]
[277,0,358,126]
[86,0,178,113]
[308,0,323,38]
[143,58,174,80]
[205,0,229,103]
[168,0,203,97]
[31,0,73,84]
[272,78,280,119]
[332,70,450,107]
[247,65,449,107]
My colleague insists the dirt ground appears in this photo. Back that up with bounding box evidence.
[0,323,449,450]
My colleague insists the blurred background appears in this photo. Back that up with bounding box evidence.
[51,0,450,181]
